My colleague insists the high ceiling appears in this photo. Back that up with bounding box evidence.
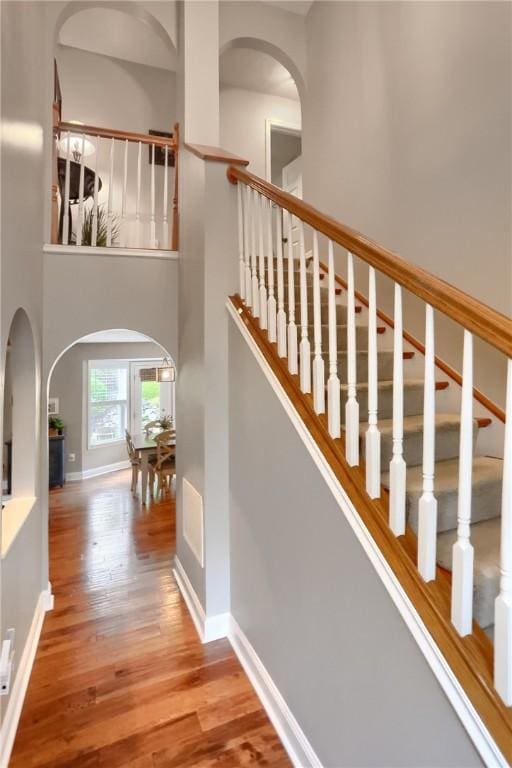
[220,48,299,101]
[263,1,313,15]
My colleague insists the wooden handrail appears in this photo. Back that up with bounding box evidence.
[227,166,512,359]
[59,121,177,150]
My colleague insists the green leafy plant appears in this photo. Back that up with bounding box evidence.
[158,415,173,430]
[81,205,120,247]
[49,416,65,433]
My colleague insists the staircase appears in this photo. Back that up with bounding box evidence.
[284,261,504,639]
[228,163,512,761]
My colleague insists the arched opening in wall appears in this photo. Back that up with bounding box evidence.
[2,309,38,555]
[52,3,178,249]
[219,39,303,194]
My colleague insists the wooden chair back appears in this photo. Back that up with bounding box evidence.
[154,430,175,470]
[125,430,138,463]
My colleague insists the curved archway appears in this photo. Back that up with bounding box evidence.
[220,36,306,106]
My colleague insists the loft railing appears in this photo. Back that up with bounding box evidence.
[227,165,512,738]
[50,113,179,251]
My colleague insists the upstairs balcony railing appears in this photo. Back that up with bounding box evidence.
[51,110,179,252]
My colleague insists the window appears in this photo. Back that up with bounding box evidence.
[88,361,129,447]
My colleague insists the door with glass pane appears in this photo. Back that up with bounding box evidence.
[130,361,174,435]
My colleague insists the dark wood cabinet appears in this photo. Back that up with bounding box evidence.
[49,435,65,488]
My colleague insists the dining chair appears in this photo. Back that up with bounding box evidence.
[125,429,146,495]
[148,429,176,498]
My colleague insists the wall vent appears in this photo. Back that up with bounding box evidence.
[183,477,204,567]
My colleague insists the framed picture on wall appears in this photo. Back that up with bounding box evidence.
[48,398,59,415]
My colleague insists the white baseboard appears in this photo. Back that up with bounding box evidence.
[173,556,229,643]
[66,459,130,482]
[0,585,53,768]
[229,618,322,768]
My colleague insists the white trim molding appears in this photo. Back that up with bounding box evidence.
[173,557,229,644]
[0,585,53,768]
[43,244,178,261]
[66,459,130,483]
[226,300,507,768]
[229,617,322,768]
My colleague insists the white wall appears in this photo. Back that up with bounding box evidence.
[50,341,164,476]
[303,1,511,404]
[57,45,176,248]
[220,87,301,177]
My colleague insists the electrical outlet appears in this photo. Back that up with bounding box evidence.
[68,453,76,463]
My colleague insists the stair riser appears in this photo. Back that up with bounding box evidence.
[331,352,394,382]
[340,385,424,423]
[373,424,477,469]
[309,326,368,351]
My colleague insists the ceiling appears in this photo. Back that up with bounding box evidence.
[220,48,299,101]
[263,1,313,15]
[78,330,155,344]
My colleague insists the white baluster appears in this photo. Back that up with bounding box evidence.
[266,198,277,343]
[106,137,114,247]
[162,145,169,249]
[136,140,142,248]
[251,189,260,316]
[327,240,340,437]
[76,134,86,246]
[389,283,406,536]
[121,139,128,247]
[62,130,71,245]
[236,182,245,300]
[298,219,310,393]
[365,266,380,498]
[495,358,512,704]
[150,143,156,247]
[243,185,252,306]
[451,329,474,636]
[258,193,267,329]
[91,136,99,248]
[312,230,325,413]
[345,252,359,466]
[418,304,438,579]
[286,210,298,374]
[276,208,287,357]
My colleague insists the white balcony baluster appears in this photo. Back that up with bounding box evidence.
[236,182,245,300]
[135,140,142,248]
[266,199,277,342]
[365,266,380,498]
[327,240,340,437]
[418,304,438,579]
[150,143,156,248]
[389,283,406,536]
[76,134,85,246]
[298,219,311,393]
[451,329,474,636]
[251,189,260,316]
[276,207,287,358]
[106,137,114,247]
[345,252,359,466]
[495,358,512,705]
[91,136,99,248]
[62,131,71,245]
[162,145,169,249]
[243,185,252,306]
[312,230,325,414]
[258,193,267,329]
[286,210,298,375]
[121,139,128,248]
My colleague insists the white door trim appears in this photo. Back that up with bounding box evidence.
[265,119,302,184]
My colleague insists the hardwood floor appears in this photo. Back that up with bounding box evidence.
[10,471,290,767]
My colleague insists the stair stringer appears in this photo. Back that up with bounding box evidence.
[227,296,508,768]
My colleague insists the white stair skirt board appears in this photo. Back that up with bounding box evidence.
[66,460,130,482]
[173,556,229,644]
[229,617,322,768]
[0,584,53,768]
[226,300,507,768]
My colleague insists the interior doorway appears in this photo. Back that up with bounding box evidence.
[265,120,302,192]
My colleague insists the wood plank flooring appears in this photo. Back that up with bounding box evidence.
[10,471,290,767]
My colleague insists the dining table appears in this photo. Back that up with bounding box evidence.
[132,432,176,504]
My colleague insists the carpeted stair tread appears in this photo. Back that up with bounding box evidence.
[382,456,503,533]
[436,517,500,629]
[341,379,425,421]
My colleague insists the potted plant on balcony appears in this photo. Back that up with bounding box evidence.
[48,416,65,437]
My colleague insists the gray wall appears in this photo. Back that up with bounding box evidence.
[50,341,163,476]
[302,1,511,407]
[228,318,483,767]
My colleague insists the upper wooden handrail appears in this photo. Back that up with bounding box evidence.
[59,121,177,150]
[227,166,512,359]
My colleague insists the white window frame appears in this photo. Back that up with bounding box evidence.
[87,359,129,449]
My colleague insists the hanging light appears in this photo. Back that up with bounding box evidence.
[58,121,95,162]
[156,357,175,383]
